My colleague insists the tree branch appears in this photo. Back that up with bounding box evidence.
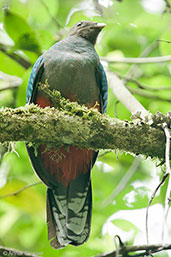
[103,157,141,206]
[125,40,159,79]
[102,55,171,64]
[94,243,171,257]
[106,71,147,114]
[0,44,32,69]
[146,172,169,244]
[162,123,171,241]
[39,0,63,29]
[0,84,170,160]
[127,86,171,102]
[0,182,41,199]
[0,71,22,92]
[116,73,171,92]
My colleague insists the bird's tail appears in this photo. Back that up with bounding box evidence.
[46,183,92,249]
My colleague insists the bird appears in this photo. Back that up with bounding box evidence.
[26,21,108,249]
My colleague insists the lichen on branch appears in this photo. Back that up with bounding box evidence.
[0,84,170,159]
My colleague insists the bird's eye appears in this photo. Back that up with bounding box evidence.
[77,22,83,27]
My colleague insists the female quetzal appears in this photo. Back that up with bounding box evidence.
[26,21,108,249]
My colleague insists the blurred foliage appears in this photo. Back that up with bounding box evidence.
[0,0,171,256]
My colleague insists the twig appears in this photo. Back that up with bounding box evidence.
[113,236,120,257]
[102,55,171,64]
[98,150,111,157]
[117,73,171,91]
[157,39,171,44]
[94,243,171,257]
[0,45,31,69]
[0,245,41,257]
[0,85,19,91]
[146,172,169,244]
[128,81,171,92]
[103,157,141,206]
[162,123,171,242]
[0,72,22,91]
[125,41,159,79]
[40,0,63,29]
[106,71,147,114]
[127,86,171,102]
[0,182,41,199]
[93,0,103,15]
[163,124,171,174]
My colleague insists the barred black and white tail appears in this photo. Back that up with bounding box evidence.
[47,182,92,249]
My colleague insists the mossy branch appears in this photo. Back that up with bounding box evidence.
[0,84,170,159]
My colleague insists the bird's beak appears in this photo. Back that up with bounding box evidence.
[96,23,106,29]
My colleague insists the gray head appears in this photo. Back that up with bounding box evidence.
[67,21,106,45]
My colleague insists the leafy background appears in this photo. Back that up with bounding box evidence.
[0,0,171,256]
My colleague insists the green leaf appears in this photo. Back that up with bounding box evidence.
[0,181,45,215]
[0,51,25,76]
[3,9,41,54]
[112,218,138,234]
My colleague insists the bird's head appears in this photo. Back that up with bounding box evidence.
[67,21,106,45]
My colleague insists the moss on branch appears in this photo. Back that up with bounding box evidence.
[0,84,170,159]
